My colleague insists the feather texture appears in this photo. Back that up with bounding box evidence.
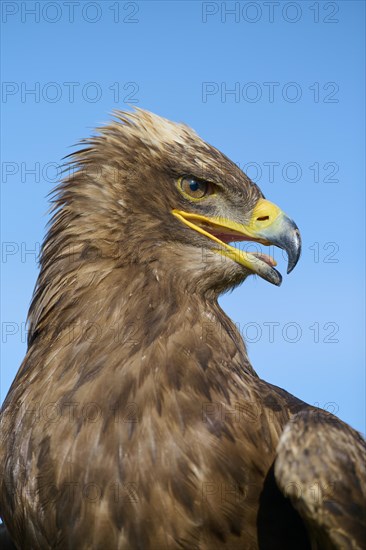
[0,110,364,549]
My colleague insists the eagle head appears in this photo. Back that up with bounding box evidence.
[50,109,301,300]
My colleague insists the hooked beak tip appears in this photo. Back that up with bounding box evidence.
[286,225,302,274]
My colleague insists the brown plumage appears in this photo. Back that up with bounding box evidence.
[0,109,365,549]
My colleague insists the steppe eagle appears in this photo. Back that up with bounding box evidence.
[0,109,365,549]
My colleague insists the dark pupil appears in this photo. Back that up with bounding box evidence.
[189,180,200,192]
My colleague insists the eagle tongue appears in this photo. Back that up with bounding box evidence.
[250,252,277,267]
[249,252,282,286]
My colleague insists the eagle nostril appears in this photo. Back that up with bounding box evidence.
[257,216,270,222]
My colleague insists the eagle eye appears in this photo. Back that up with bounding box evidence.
[178,176,214,200]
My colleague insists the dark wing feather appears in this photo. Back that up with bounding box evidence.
[0,524,16,550]
[274,409,366,549]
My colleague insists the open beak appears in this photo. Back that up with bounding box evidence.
[172,198,301,286]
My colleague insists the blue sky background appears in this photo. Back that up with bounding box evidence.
[1,1,365,433]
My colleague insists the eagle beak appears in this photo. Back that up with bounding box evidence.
[244,199,302,276]
[172,199,301,286]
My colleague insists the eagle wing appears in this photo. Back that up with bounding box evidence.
[274,409,366,549]
[0,524,16,550]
